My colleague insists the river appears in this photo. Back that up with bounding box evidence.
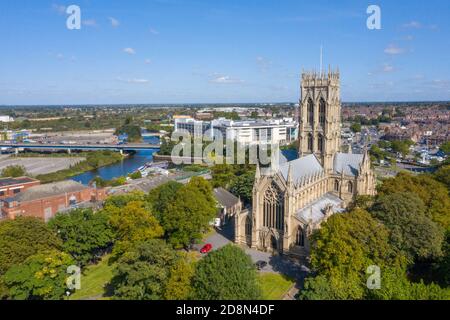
[71,136,159,185]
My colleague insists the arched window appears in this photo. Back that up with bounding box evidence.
[307,133,313,152]
[347,181,353,193]
[319,98,326,126]
[263,182,285,230]
[307,98,314,125]
[334,180,340,192]
[296,226,305,247]
[318,134,324,153]
[245,216,252,236]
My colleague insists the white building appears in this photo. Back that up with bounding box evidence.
[0,116,13,123]
[174,116,298,146]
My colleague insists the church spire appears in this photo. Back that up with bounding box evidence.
[287,163,293,184]
[255,163,261,180]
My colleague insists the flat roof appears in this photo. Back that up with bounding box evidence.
[0,176,39,188]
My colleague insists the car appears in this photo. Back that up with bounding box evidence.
[255,260,268,270]
[200,244,212,254]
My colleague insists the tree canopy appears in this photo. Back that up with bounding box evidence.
[0,217,61,275]
[48,209,115,266]
[192,244,261,300]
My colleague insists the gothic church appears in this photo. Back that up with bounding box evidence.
[235,69,376,257]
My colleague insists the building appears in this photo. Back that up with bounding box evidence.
[0,177,41,200]
[211,118,298,146]
[235,69,376,258]
[0,116,14,123]
[174,116,298,146]
[1,180,107,221]
[213,187,242,226]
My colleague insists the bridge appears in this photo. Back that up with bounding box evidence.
[0,142,160,153]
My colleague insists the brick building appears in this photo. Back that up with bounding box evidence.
[1,180,107,221]
[0,177,41,200]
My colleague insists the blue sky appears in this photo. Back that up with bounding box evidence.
[0,0,449,105]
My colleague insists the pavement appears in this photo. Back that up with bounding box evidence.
[197,224,308,283]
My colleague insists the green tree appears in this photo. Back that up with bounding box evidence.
[370,192,444,260]
[106,201,164,257]
[0,217,61,275]
[434,165,450,190]
[162,178,217,248]
[48,209,115,266]
[378,172,450,231]
[439,141,450,155]
[1,165,27,178]
[210,164,235,188]
[229,171,255,205]
[110,240,179,300]
[350,123,361,133]
[164,254,195,300]
[3,250,74,300]
[192,244,261,300]
[147,181,183,221]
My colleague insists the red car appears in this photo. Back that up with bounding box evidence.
[200,244,212,254]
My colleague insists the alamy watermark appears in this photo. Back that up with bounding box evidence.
[66,5,81,30]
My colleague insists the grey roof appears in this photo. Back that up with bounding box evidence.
[0,176,37,188]
[214,187,240,208]
[333,152,364,176]
[279,154,323,183]
[7,180,89,203]
[296,193,345,224]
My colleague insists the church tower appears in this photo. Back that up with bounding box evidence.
[298,68,341,173]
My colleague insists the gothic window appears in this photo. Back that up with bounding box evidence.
[307,98,314,125]
[245,216,252,236]
[334,179,340,192]
[319,98,326,126]
[318,134,324,153]
[348,181,353,193]
[307,133,313,152]
[296,226,305,247]
[263,182,285,230]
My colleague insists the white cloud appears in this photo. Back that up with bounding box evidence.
[82,19,97,27]
[123,48,136,55]
[384,44,404,55]
[56,53,64,60]
[256,56,272,72]
[403,21,422,29]
[52,4,66,15]
[108,17,120,28]
[149,28,160,35]
[144,59,152,64]
[382,64,395,73]
[210,75,244,84]
[116,77,149,84]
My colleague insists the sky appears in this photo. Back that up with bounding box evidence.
[0,0,449,105]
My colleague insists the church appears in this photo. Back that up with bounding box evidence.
[234,69,376,258]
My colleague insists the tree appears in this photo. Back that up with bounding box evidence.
[434,165,450,190]
[378,172,450,231]
[350,123,361,133]
[162,178,217,248]
[192,244,261,300]
[48,209,115,266]
[164,253,195,300]
[146,181,183,221]
[370,192,444,260]
[391,140,413,157]
[229,171,255,205]
[106,201,164,257]
[0,217,61,275]
[3,250,74,300]
[440,141,450,155]
[1,165,27,178]
[210,164,235,188]
[110,240,179,300]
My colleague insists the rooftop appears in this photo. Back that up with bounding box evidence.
[0,176,39,188]
[278,154,323,183]
[5,180,89,203]
[333,152,364,176]
[214,187,240,208]
[296,193,345,224]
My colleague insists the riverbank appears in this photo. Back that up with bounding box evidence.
[35,150,124,184]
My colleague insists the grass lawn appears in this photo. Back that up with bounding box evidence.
[69,255,115,300]
[258,273,295,300]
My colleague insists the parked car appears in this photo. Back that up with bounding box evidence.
[255,260,268,270]
[200,244,212,254]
